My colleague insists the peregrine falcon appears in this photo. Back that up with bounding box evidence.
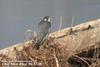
[35,16,51,49]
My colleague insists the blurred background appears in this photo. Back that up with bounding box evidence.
[0,0,100,49]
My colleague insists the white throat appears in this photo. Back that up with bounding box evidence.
[48,18,51,22]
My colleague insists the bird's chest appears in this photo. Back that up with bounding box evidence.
[38,22,49,31]
[37,22,50,36]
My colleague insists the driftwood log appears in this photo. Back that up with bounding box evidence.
[0,19,100,67]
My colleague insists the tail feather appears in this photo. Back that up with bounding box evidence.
[34,43,40,49]
[34,37,47,49]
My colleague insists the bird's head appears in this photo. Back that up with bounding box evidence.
[43,16,51,22]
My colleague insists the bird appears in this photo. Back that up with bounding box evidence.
[35,16,51,49]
